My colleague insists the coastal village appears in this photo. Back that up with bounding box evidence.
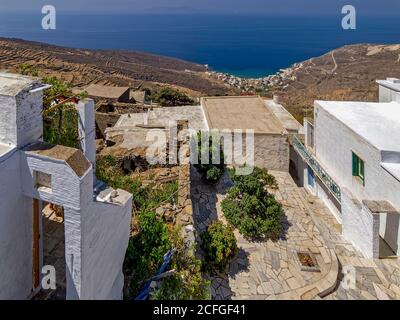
[1,58,400,301]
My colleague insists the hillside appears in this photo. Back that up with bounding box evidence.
[0,37,232,96]
[268,44,400,120]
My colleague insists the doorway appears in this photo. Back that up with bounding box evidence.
[33,202,66,300]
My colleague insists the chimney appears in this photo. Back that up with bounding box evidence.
[0,73,44,148]
[77,99,96,170]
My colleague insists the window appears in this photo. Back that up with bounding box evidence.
[352,152,365,185]
[34,170,52,192]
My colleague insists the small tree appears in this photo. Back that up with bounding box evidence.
[221,167,283,240]
[150,87,194,106]
[194,131,225,184]
[200,222,238,274]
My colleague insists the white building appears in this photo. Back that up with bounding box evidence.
[292,78,400,259]
[105,96,302,172]
[0,73,132,300]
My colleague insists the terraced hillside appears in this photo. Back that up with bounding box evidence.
[0,37,232,96]
[270,44,400,119]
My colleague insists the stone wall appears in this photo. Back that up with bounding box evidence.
[253,134,289,172]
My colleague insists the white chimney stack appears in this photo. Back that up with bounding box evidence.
[77,99,96,170]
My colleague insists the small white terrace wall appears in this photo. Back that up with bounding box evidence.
[314,103,400,254]
[0,149,33,299]
[379,84,400,103]
[80,195,132,299]
[342,190,380,259]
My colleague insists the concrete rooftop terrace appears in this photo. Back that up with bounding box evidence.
[115,105,208,131]
[0,143,14,159]
[201,96,285,134]
[316,100,400,153]
[0,72,41,96]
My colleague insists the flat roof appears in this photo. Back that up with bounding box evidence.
[263,99,303,133]
[84,84,130,99]
[0,72,41,96]
[316,100,400,152]
[201,96,285,134]
[26,143,91,177]
[115,105,208,131]
[0,143,13,159]
[377,79,400,92]
[381,163,400,183]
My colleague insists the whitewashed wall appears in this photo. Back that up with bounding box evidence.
[315,103,400,254]
[81,195,132,299]
[379,85,400,103]
[0,95,17,146]
[0,149,33,299]
[342,190,380,259]
[21,153,85,210]
[15,91,43,148]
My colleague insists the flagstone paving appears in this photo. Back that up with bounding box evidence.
[303,187,400,300]
[191,169,400,300]
[191,169,338,300]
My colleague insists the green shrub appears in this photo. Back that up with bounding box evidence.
[200,222,238,273]
[151,227,210,300]
[16,63,38,76]
[97,155,209,300]
[221,167,283,240]
[124,210,172,299]
[150,87,194,106]
[194,131,225,184]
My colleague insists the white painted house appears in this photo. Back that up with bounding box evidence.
[292,78,400,259]
[0,73,132,300]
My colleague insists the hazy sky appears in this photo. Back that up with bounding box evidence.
[0,0,399,14]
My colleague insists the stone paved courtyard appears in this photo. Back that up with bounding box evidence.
[191,168,400,300]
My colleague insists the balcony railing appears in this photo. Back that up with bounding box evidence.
[291,136,341,203]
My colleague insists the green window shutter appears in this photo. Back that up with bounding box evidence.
[352,152,358,176]
[360,159,365,181]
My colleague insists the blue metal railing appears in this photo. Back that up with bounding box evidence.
[291,136,341,203]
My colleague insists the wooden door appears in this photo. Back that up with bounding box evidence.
[32,199,40,289]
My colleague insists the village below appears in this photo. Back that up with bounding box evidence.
[1,38,400,302]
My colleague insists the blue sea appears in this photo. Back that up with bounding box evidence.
[0,12,399,78]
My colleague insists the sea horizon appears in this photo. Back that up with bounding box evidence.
[0,12,399,78]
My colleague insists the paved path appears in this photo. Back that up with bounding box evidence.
[191,169,400,300]
[192,170,338,300]
[302,188,400,300]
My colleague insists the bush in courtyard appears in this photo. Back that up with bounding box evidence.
[221,167,283,240]
[194,131,225,184]
[200,221,238,274]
